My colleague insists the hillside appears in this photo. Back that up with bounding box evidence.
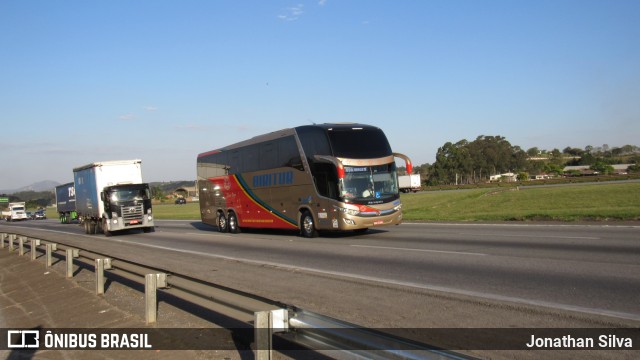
[0,180,61,195]
[150,181,195,194]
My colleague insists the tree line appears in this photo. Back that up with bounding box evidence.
[2,181,194,208]
[3,140,639,204]
[409,136,640,186]
[1,191,54,209]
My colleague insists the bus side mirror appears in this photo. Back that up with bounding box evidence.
[393,153,413,174]
[287,157,305,171]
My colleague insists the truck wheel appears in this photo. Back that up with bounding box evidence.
[102,218,112,237]
[228,212,240,234]
[300,211,318,238]
[217,212,228,233]
[89,222,97,235]
[143,227,154,233]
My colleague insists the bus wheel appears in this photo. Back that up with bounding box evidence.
[300,211,318,238]
[217,212,228,233]
[228,212,240,234]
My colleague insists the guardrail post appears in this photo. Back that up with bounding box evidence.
[255,311,272,360]
[95,258,112,295]
[9,234,16,252]
[45,243,57,267]
[145,273,167,324]
[66,249,79,278]
[0,233,6,248]
[18,236,25,256]
[254,309,288,360]
[30,239,41,261]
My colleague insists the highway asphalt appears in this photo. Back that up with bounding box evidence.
[1,220,639,359]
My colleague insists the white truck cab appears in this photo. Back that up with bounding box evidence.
[4,202,28,221]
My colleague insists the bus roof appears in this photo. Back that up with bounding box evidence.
[197,123,381,158]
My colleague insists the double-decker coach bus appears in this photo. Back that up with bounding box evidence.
[196,123,412,237]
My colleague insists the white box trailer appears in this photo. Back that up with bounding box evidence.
[398,174,421,193]
[73,159,154,236]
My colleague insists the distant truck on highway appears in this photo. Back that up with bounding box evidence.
[2,202,29,221]
[398,174,421,193]
[73,159,154,236]
[55,182,77,224]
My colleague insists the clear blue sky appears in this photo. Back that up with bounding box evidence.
[1,0,639,190]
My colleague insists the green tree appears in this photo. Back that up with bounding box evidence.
[428,135,530,185]
[549,148,564,166]
[151,186,164,200]
[414,163,431,176]
[543,163,564,176]
[429,142,462,185]
[590,162,614,175]
[527,147,540,157]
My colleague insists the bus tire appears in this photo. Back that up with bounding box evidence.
[228,212,240,234]
[300,211,318,238]
[217,212,228,233]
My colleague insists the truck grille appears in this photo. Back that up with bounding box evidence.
[121,205,143,225]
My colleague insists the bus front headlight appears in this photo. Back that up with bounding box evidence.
[334,206,360,216]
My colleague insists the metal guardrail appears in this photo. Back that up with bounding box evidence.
[283,308,473,360]
[1,231,472,360]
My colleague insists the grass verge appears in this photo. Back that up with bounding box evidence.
[45,182,640,222]
[401,182,640,221]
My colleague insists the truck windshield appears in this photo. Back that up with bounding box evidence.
[109,187,151,202]
[339,164,399,204]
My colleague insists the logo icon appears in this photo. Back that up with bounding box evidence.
[7,330,39,348]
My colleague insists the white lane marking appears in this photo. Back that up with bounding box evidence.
[350,244,487,256]
[457,232,600,240]
[402,222,640,229]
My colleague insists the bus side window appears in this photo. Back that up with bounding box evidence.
[261,142,277,170]
[279,136,303,170]
[311,162,339,200]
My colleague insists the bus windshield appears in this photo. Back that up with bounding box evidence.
[339,164,399,204]
[326,127,392,158]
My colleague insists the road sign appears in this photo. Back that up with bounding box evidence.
[0,197,8,203]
